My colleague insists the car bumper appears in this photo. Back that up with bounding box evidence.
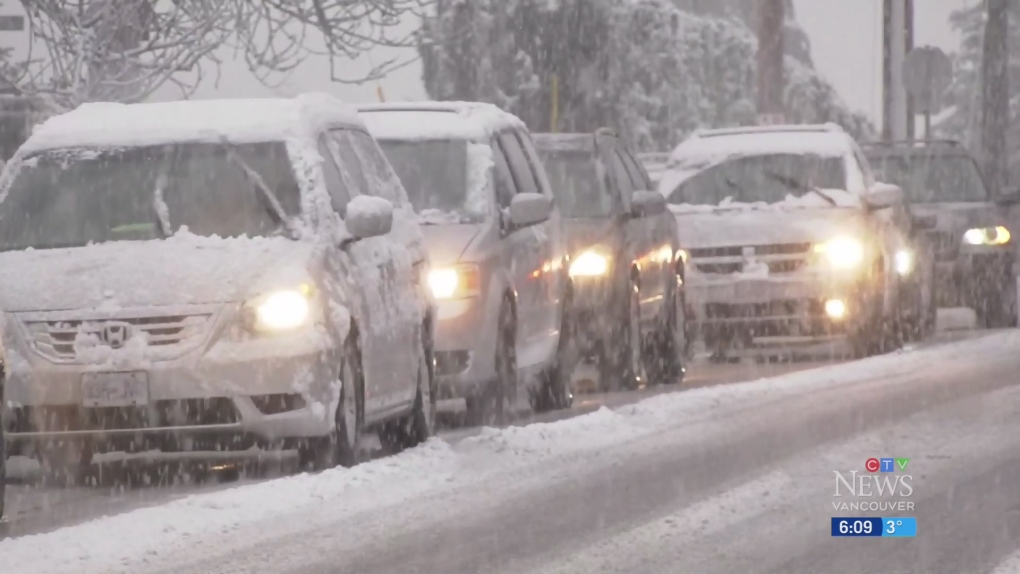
[431,297,499,400]
[687,273,872,348]
[3,329,339,446]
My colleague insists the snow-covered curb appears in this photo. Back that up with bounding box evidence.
[2,331,1017,574]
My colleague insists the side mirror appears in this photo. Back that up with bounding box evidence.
[509,193,553,228]
[865,181,904,210]
[911,213,938,231]
[344,195,393,243]
[630,190,668,218]
[995,187,1020,206]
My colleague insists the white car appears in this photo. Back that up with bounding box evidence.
[0,94,435,477]
[658,124,917,359]
[358,102,576,425]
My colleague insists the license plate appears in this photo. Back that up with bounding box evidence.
[81,372,149,407]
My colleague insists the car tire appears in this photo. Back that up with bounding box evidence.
[298,333,363,471]
[647,275,687,385]
[466,304,516,427]
[599,281,644,391]
[533,293,576,414]
[381,328,436,452]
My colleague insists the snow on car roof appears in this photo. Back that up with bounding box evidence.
[356,101,526,142]
[21,93,364,153]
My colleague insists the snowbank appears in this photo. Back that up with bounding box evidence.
[2,331,1017,574]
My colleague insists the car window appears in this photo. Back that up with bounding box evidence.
[491,139,518,209]
[853,148,875,188]
[607,148,636,200]
[620,148,652,190]
[335,129,411,207]
[325,130,370,197]
[499,131,540,195]
[538,148,614,218]
[318,135,353,216]
[516,130,553,197]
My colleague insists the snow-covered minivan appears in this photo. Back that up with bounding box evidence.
[0,94,436,479]
[658,124,920,360]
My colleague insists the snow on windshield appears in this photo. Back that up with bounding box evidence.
[376,139,491,224]
[537,148,614,219]
[663,152,859,211]
[0,142,301,251]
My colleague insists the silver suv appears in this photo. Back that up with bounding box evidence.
[358,102,576,426]
[0,94,435,478]
[658,124,918,360]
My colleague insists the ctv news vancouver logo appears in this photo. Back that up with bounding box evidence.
[832,457,914,512]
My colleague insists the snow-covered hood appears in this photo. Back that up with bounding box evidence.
[421,224,484,265]
[908,201,1009,234]
[0,235,318,312]
[673,207,866,249]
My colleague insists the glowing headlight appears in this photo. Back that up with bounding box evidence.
[569,250,610,277]
[814,237,865,269]
[963,226,1011,246]
[253,287,312,331]
[894,249,914,276]
[428,265,480,300]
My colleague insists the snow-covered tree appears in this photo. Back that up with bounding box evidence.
[14,0,432,110]
[419,0,873,153]
[939,0,1020,179]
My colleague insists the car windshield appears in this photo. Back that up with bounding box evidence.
[538,149,613,218]
[0,141,300,252]
[666,153,846,205]
[865,153,988,202]
[377,139,484,223]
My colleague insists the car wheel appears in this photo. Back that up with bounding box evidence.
[381,331,436,451]
[599,281,644,391]
[466,304,516,427]
[533,294,576,413]
[299,333,363,470]
[648,276,687,385]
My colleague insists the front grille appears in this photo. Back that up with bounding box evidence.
[689,242,812,259]
[690,242,812,275]
[25,313,212,362]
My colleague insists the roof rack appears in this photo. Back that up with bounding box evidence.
[860,139,964,148]
[692,123,844,138]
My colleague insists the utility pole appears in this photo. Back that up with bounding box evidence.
[882,0,909,141]
[904,0,915,139]
[982,0,1010,195]
[756,0,784,123]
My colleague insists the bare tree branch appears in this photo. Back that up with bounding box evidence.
[10,0,435,111]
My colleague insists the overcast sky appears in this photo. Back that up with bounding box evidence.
[3,0,978,127]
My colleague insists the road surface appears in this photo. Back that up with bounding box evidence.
[0,355,825,540]
[2,328,1016,574]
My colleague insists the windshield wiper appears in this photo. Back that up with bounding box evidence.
[763,170,837,206]
[220,138,298,238]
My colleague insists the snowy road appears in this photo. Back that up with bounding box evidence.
[0,357,820,541]
[2,329,1017,574]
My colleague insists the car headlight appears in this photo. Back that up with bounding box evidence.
[813,237,865,269]
[894,249,914,276]
[569,250,610,277]
[963,226,1011,246]
[428,265,480,300]
[250,285,314,332]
